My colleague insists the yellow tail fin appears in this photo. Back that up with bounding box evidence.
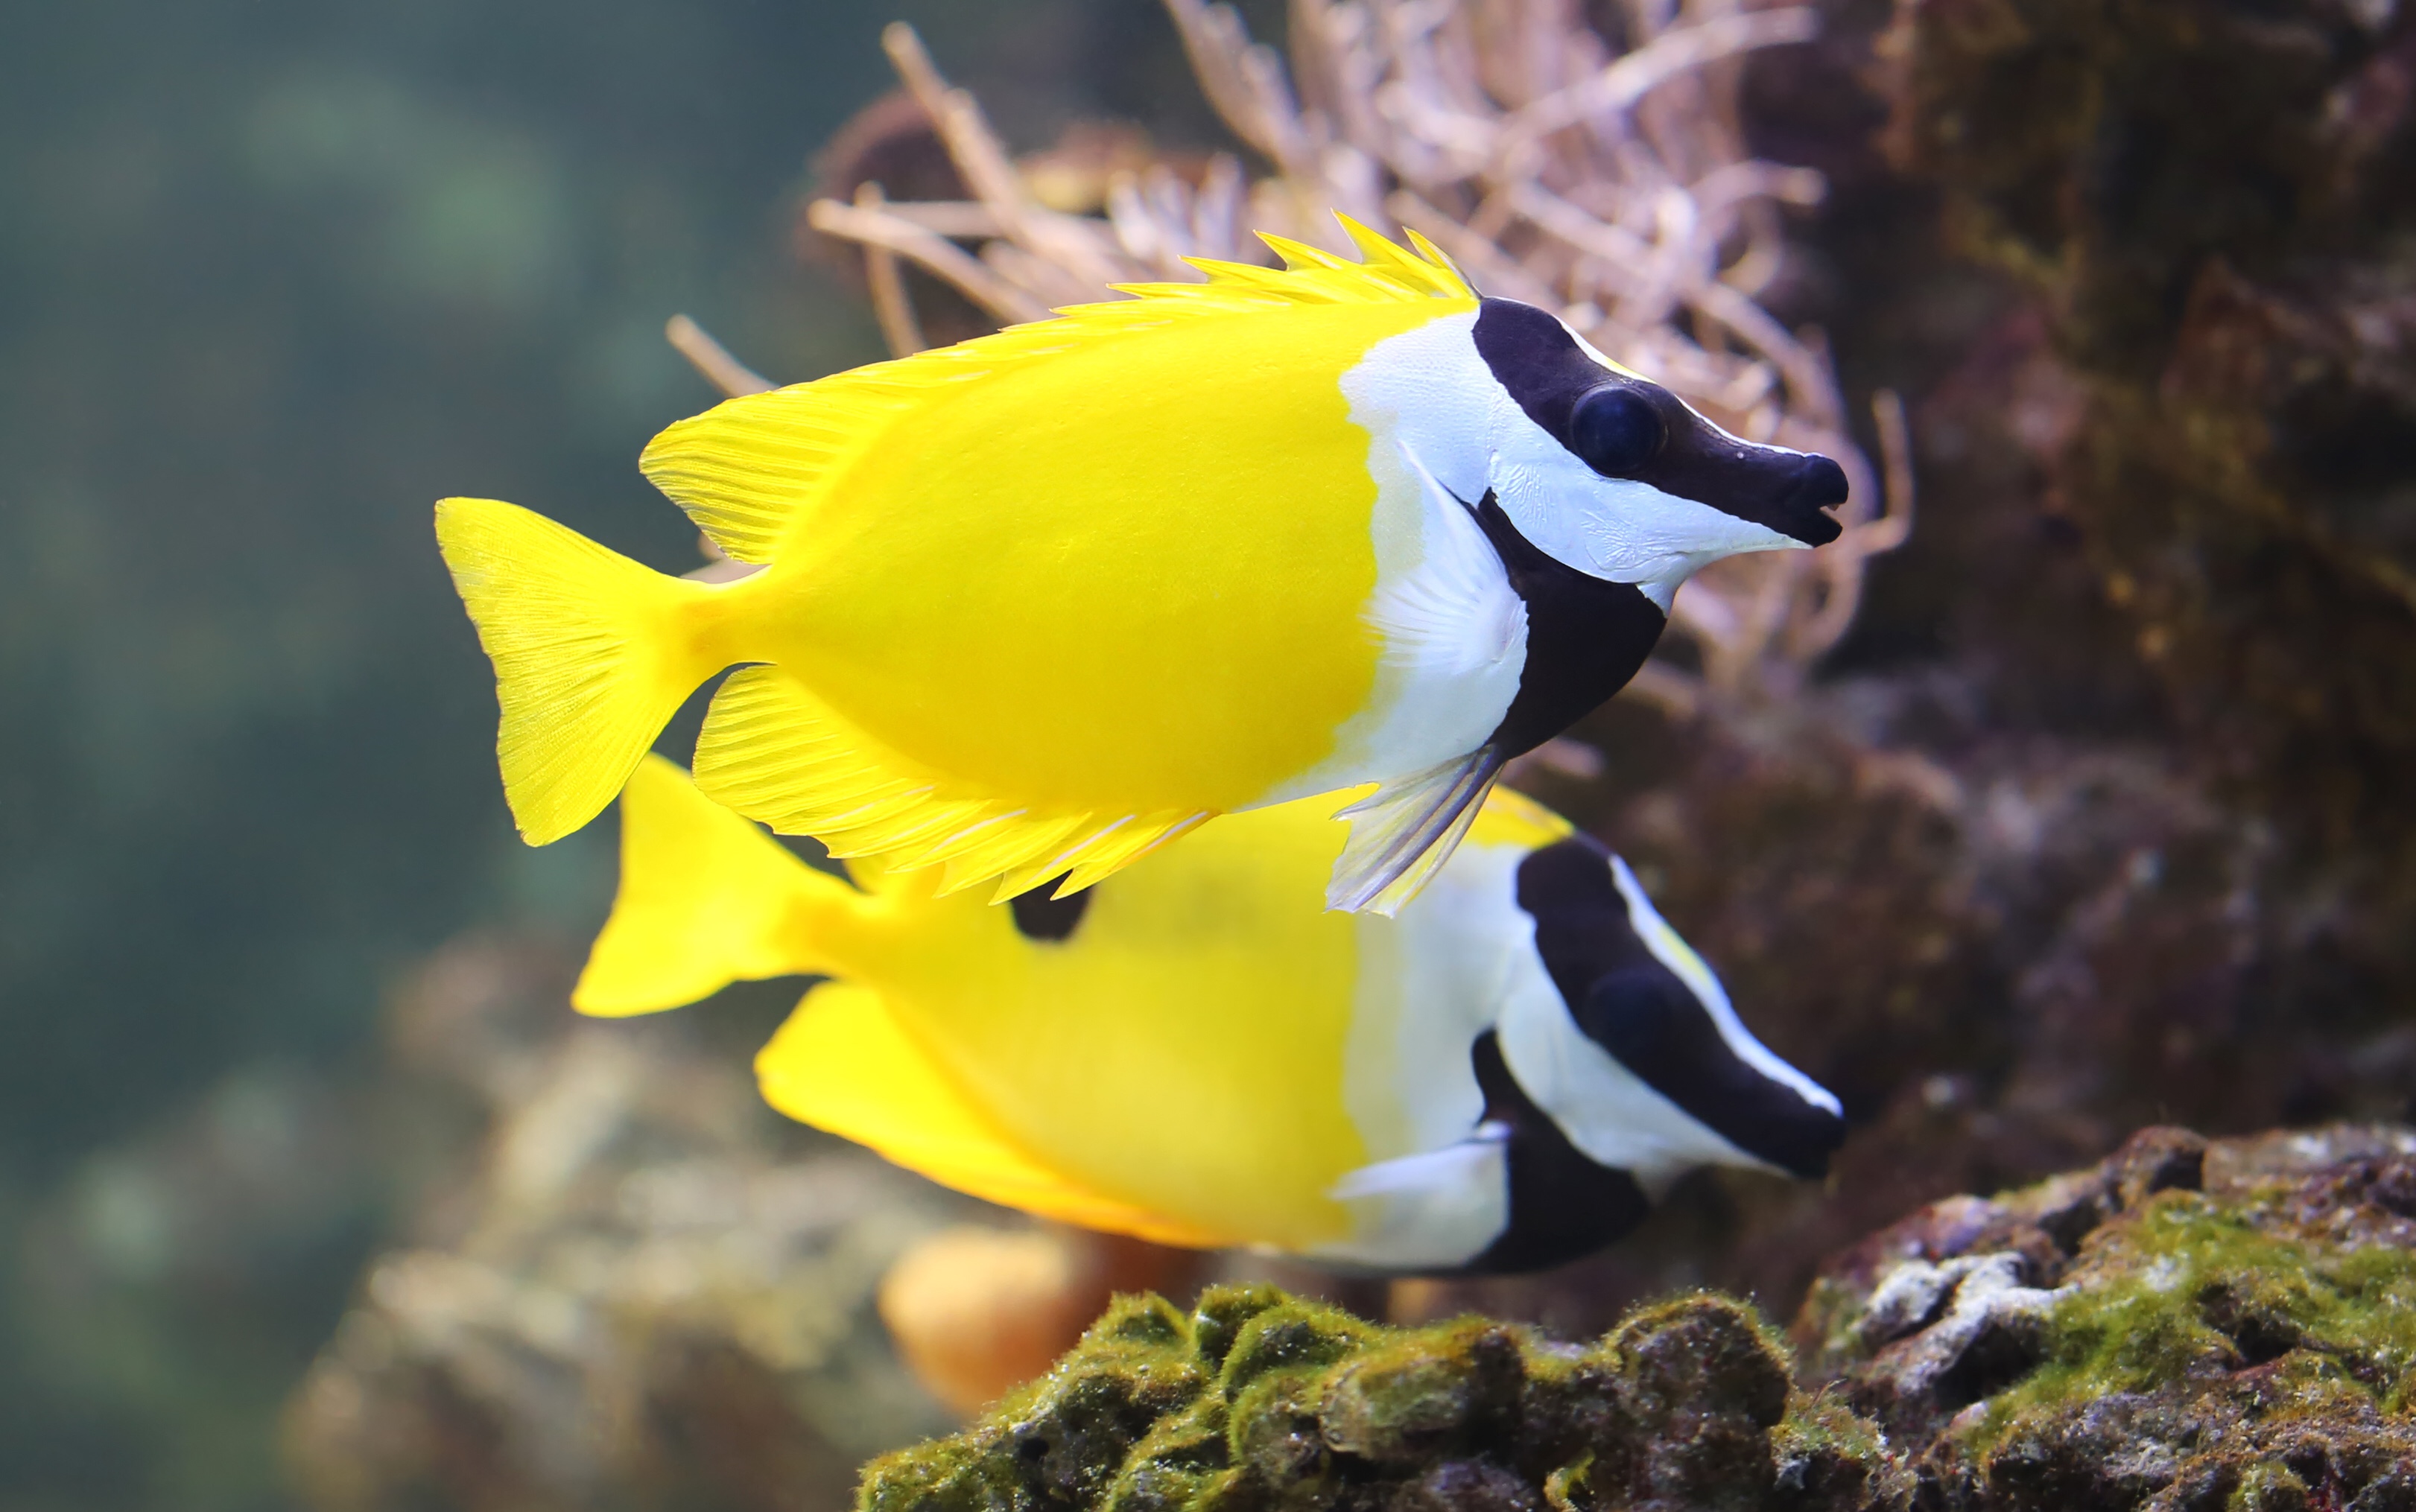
[574,755,869,1016]
[435,498,719,845]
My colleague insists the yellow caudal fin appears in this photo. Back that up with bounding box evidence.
[694,664,1213,903]
[574,755,871,1017]
[435,498,723,845]
[758,982,1231,1249]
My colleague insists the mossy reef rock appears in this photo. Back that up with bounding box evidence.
[861,1281,1880,1512]
[863,1127,2416,1511]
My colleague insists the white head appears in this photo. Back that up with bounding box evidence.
[1353,300,1847,611]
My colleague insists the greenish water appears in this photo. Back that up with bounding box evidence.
[0,2,1262,1506]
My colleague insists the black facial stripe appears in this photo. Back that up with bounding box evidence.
[1008,875,1091,942]
[1458,1030,1652,1276]
[1468,297,1846,547]
[1469,489,1667,757]
[1512,838,1844,1180]
[1514,835,1667,1000]
[1471,296,1617,441]
[1577,968,1844,1179]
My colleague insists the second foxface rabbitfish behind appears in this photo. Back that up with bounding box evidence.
[579,757,1845,1274]
[437,220,1846,913]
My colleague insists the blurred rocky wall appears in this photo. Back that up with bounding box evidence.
[1380,0,2416,1337]
[279,937,978,1512]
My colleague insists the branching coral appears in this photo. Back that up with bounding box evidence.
[797,0,1910,705]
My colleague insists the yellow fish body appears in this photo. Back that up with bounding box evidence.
[580,756,1845,1274]
[440,222,1845,912]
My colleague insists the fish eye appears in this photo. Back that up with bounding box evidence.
[1568,385,1666,478]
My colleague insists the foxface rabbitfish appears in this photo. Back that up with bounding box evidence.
[437,221,1845,914]
[578,757,1845,1274]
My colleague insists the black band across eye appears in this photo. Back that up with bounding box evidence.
[1568,384,1667,478]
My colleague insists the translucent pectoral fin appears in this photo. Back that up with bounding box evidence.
[757,982,1229,1249]
[1369,441,1526,682]
[1324,748,1504,915]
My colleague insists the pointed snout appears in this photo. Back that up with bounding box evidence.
[1775,454,1848,547]
[1652,415,1850,550]
[1702,442,1846,548]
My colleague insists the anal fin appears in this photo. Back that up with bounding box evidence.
[694,664,1212,901]
[1324,747,1503,915]
[758,982,1228,1249]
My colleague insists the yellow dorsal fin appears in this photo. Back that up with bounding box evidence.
[636,216,1472,565]
[758,982,1231,1249]
[692,664,1211,904]
[574,754,868,1016]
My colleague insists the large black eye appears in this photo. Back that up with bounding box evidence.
[1568,384,1666,477]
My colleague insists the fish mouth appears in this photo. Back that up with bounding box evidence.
[1772,454,1848,547]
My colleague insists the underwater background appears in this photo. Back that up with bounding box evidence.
[7,0,2416,1509]
[0,4,1273,1507]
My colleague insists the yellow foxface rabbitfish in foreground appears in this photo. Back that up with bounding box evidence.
[437,220,1848,914]
[577,756,1845,1274]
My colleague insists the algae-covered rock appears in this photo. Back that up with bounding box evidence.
[858,1286,1904,1512]
[863,1125,2416,1510]
[1801,1124,2416,1508]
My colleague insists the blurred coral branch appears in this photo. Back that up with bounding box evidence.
[806,0,1910,702]
[665,314,773,398]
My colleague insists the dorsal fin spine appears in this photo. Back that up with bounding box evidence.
[641,217,1474,568]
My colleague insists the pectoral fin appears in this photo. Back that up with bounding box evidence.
[1324,749,1503,915]
[757,982,1231,1250]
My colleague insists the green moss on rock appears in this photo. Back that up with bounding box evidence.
[858,1286,1894,1512]
[860,1127,2416,1511]
[1986,1192,2416,1436]
[1804,1124,2416,1509]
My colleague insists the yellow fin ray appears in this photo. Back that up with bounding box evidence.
[758,982,1230,1248]
[923,815,1088,896]
[819,795,1002,860]
[969,809,1213,903]
[1258,234,1360,273]
[1053,810,1214,895]
[574,755,865,1016]
[639,218,1471,565]
[694,666,1220,901]
[434,498,719,845]
[640,379,919,565]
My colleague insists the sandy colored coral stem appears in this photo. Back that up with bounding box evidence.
[806,197,1053,325]
[854,182,929,358]
[1496,9,1821,162]
[663,315,773,398]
